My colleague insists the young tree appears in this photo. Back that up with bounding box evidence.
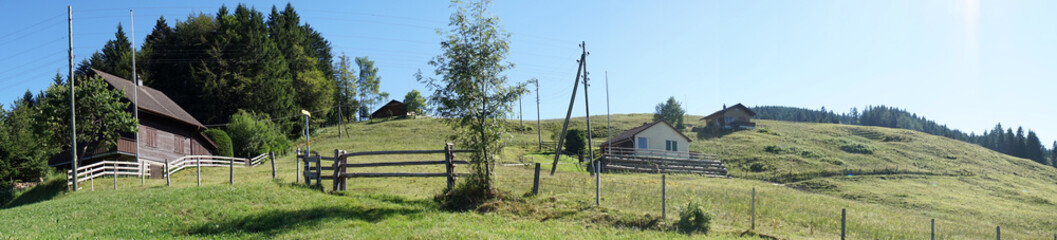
[355,56,388,120]
[333,53,358,123]
[38,75,138,162]
[421,0,526,209]
[403,89,427,118]
[654,96,686,130]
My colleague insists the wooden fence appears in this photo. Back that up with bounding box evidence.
[298,143,474,192]
[600,147,728,177]
[67,153,270,188]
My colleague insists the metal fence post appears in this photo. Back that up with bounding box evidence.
[296,148,300,184]
[532,163,540,195]
[931,219,935,240]
[270,152,276,180]
[165,159,170,187]
[841,208,846,240]
[996,226,1000,240]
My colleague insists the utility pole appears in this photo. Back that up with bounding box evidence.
[531,78,541,151]
[336,80,343,139]
[519,91,523,130]
[550,45,586,175]
[131,9,140,178]
[580,42,598,206]
[605,71,611,170]
[68,5,78,192]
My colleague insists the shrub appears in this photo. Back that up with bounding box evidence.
[202,129,233,157]
[840,143,874,154]
[749,162,770,172]
[675,200,713,234]
[227,110,290,157]
[563,129,587,155]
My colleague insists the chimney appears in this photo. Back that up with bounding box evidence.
[723,104,726,109]
[137,76,142,86]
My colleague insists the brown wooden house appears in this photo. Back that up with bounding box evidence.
[370,100,409,119]
[49,69,217,167]
[701,103,756,129]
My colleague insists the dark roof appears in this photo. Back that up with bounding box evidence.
[90,69,206,129]
[598,120,692,147]
[701,103,756,121]
[370,100,405,117]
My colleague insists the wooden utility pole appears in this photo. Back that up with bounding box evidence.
[68,5,78,191]
[519,91,523,130]
[550,46,586,176]
[580,42,597,206]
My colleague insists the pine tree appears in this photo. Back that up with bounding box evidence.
[99,24,134,79]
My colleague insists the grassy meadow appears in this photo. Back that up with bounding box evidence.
[1,115,1056,239]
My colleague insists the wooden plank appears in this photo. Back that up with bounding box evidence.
[340,149,474,158]
[344,160,446,168]
[341,172,468,178]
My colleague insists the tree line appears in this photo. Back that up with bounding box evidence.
[0,3,431,186]
[753,105,1056,168]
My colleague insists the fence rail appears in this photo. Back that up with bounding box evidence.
[298,144,474,192]
[67,153,270,188]
[601,147,727,177]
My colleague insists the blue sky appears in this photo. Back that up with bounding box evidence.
[2,0,1056,144]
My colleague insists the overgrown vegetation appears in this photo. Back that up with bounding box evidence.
[202,129,233,157]
[675,200,713,234]
[226,110,290,157]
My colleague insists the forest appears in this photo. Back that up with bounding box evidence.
[753,105,1056,168]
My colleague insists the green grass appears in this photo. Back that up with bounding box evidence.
[2,115,1056,239]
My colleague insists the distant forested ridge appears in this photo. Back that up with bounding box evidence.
[752,105,1055,167]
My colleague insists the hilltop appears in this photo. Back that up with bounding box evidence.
[1,115,1056,239]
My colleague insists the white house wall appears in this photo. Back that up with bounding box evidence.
[633,123,690,157]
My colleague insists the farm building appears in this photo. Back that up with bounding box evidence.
[49,69,217,167]
[598,120,692,158]
[370,100,410,119]
[701,103,756,129]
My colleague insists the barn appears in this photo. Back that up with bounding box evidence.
[49,69,217,167]
[370,100,409,119]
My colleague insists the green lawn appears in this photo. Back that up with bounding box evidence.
[1,115,1056,239]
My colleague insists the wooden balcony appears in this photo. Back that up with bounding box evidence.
[116,137,136,154]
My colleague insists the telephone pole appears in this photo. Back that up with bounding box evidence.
[131,9,140,181]
[550,44,586,175]
[68,5,78,191]
[530,78,541,151]
[580,42,598,206]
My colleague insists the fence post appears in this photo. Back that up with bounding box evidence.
[229,157,234,185]
[270,151,276,180]
[996,226,1000,240]
[662,174,667,219]
[314,153,321,185]
[296,148,300,184]
[165,159,170,187]
[931,219,935,240]
[532,163,541,195]
[752,187,756,230]
[140,161,145,185]
[340,150,347,191]
[197,157,201,187]
[332,149,341,192]
[445,143,454,193]
[841,208,846,240]
[113,162,117,190]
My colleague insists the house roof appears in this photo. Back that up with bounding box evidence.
[700,103,756,121]
[90,68,206,129]
[370,99,405,116]
[598,120,692,147]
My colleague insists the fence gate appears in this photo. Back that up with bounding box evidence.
[299,143,474,192]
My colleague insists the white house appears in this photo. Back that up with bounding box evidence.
[598,120,692,158]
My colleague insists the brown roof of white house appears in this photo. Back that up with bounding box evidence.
[90,68,206,129]
[598,120,691,147]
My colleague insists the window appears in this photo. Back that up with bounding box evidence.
[637,137,648,149]
[665,140,678,151]
[144,127,157,148]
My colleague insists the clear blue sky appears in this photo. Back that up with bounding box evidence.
[2,1,1055,145]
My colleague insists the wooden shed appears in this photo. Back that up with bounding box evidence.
[49,69,217,167]
[370,100,409,119]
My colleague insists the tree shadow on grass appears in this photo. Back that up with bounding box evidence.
[186,205,423,237]
[2,177,67,209]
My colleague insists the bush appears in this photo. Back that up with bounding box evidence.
[227,110,290,157]
[563,129,587,155]
[675,200,713,234]
[840,143,874,154]
[202,129,233,157]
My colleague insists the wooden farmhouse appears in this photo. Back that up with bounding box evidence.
[701,103,757,130]
[369,100,410,119]
[49,69,217,167]
[598,120,692,158]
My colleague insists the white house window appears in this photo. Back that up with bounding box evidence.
[665,140,678,151]
[638,137,648,149]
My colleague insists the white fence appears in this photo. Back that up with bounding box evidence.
[67,153,270,188]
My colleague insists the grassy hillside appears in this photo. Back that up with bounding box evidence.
[2,115,1056,239]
